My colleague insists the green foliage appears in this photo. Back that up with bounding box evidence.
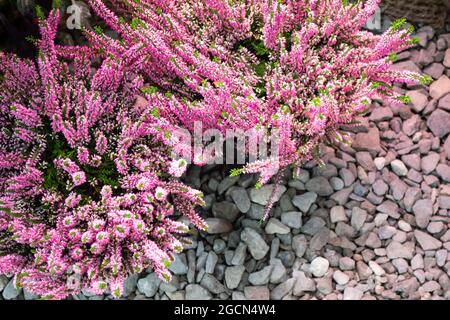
[371,81,393,90]
[42,163,65,191]
[390,18,407,32]
[254,62,266,77]
[214,81,225,88]
[84,155,120,189]
[25,36,37,45]
[141,86,159,95]
[35,5,45,20]
[387,52,397,62]
[130,18,144,30]
[229,167,243,177]
[42,134,75,191]
[52,0,61,9]
[419,74,433,86]
[150,106,160,118]
[311,97,321,106]
[410,37,420,45]
[162,259,171,268]
[93,25,104,35]
[398,95,412,104]
[164,91,173,99]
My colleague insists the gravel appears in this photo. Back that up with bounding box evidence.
[240,227,269,260]
[309,257,330,277]
[185,284,212,300]
[137,273,161,298]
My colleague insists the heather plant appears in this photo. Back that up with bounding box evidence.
[0,10,206,299]
[0,0,434,300]
[85,0,263,157]
[86,0,429,218]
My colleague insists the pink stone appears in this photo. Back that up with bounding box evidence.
[426,109,450,137]
[429,75,450,100]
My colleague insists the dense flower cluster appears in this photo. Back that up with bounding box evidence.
[88,0,426,167]
[87,0,427,216]
[0,0,428,299]
[86,0,262,145]
[0,11,205,299]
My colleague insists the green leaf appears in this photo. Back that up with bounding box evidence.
[387,52,397,62]
[141,86,158,95]
[130,18,144,30]
[52,0,61,9]
[93,25,104,35]
[311,97,321,106]
[214,81,225,88]
[164,91,173,99]
[390,18,407,32]
[420,75,433,85]
[0,206,22,218]
[35,5,45,20]
[254,62,266,77]
[150,106,160,118]
[410,36,420,45]
[229,168,243,177]
[398,95,412,104]
[162,259,171,268]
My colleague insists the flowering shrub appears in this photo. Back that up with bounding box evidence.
[0,0,432,299]
[86,0,429,217]
[85,0,263,164]
[0,11,206,299]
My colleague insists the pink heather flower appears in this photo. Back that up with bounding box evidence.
[91,219,106,232]
[125,193,137,205]
[1,1,420,300]
[71,171,86,187]
[100,185,113,203]
[142,192,154,204]
[59,158,80,174]
[136,177,151,191]
[68,229,82,241]
[168,158,188,178]
[77,147,90,165]
[95,231,110,245]
[89,242,104,255]
[154,187,168,201]
[144,204,154,215]
[132,219,145,233]
[70,247,84,260]
[62,216,76,228]
[0,255,25,274]
[81,231,95,244]
[117,210,133,220]
[113,224,130,240]
[95,132,108,155]
[92,280,107,294]
[90,155,102,167]
[110,277,125,299]
[65,193,81,208]
[136,159,150,172]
